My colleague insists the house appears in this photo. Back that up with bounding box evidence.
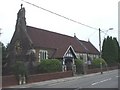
[6,6,99,74]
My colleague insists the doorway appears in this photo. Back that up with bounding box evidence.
[65,58,73,71]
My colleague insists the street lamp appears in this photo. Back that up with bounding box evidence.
[99,28,113,74]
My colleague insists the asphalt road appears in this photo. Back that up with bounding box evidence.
[31,70,119,88]
[5,69,119,89]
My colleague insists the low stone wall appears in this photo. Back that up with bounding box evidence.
[2,71,73,87]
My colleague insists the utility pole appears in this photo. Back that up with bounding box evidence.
[99,28,102,57]
[99,28,113,74]
[99,28,103,74]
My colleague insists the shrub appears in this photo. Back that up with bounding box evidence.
[75,59,84,74]
[37,59,62,73]
[12,61,27,80]
[91,58,107,68]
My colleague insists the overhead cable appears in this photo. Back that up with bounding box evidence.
[22,0,107,34]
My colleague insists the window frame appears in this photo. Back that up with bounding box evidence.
[38,50,48,62]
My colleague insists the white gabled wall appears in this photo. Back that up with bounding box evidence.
[63,45,76,58]
[76,53,87,63]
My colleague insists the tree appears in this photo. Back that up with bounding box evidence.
[101,38,107,60]
[1,42,7,65]
[113,38,119,62]
[102,36,119,65]
[119,46,120,63]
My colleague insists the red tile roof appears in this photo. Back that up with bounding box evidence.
[26,26,99,58]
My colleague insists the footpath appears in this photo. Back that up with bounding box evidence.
[5,70,117,88]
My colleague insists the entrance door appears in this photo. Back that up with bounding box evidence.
[65,58,73,71]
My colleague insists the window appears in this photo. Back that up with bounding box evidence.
[66,50,73,57]
[39,50,48,62]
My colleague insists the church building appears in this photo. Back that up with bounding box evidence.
[6,6,99,74]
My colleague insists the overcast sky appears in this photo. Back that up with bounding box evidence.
[0,0,119,50]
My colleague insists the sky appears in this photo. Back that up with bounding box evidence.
[0,0,119,50]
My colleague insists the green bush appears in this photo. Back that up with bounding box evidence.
[75,59,84,74]
[12,61,27,80]
[37,59,62,73]
[91,58,107,68]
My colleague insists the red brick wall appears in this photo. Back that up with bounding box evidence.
[2,66,118,87]
[2,71,73,87]
[87,66,118,74]
[27,71,73,83]
[2,75,18,87]
[107,66,118,70]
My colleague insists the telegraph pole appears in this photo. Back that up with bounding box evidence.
[99,28,103,74]
[99,28,113,74]
[99,28,102,57]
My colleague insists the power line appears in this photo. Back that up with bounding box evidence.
[86,30,98,40]
[21,0,108,35]
[21,0,99,30]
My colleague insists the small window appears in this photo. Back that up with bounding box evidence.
[39,50,48,62]
[66,50,73,57]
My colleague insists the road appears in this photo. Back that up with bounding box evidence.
[6,69,119,89]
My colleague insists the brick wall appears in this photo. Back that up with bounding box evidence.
[27,71,73,83]
[2,66,118,87]
[2,75,18,87]
[2,71,73,87]
[87,66,118,74]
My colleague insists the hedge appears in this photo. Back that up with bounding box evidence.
[37,59,62,73]
[75,59,84,74]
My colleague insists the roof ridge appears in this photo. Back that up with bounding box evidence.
[27,25,76,39]
[27,25,89,43]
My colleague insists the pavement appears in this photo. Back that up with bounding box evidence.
[6,70,117,88]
